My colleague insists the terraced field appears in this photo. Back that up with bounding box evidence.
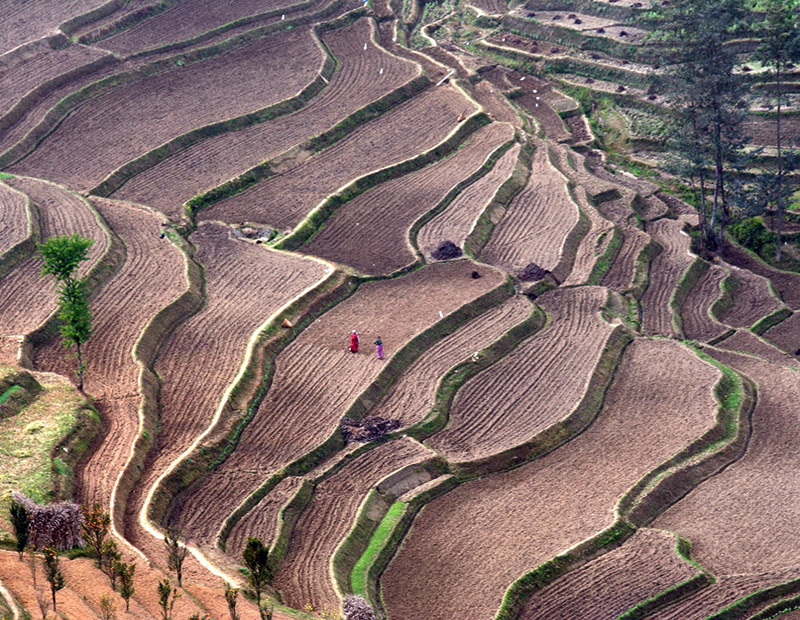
[2,2,798,618]
[113,18,420,217]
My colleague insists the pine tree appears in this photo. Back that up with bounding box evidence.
[10,498,29,560]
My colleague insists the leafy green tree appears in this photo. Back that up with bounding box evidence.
[101,539,121,589]
[37,234,94,390]
[43,546,65,613]
[157,579,180,620]
[754,0,800,260]
[10,498,29,560]
[242,537,271,617]
[114,560,135,612]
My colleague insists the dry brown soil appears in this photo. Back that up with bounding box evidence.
[10,27,323,189]
[0,180,28,255]
[303,122,514,275]
[167,260,505,549]
[763,310,800,355]
[382,338,720,620]
[0,0,106,53]
[204,85,472,230]
[716,265,781,328]
[717,329,799,367]
[113,18,420,218]
[680,263,728,342]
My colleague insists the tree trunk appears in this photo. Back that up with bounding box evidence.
[76,340,84,391]
[777,63,783,262]
[51,584,57,613]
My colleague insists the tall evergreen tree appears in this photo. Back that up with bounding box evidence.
[652,0,751,249]
[754,0,800,260]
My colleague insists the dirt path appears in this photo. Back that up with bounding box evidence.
[518,529,701,620]
[32,197,186,508]
[123,221,329,573]
[168,260,505,550]
[9,28,323,189]
[371,295,532,427]
[681,263,728,342]
[654,348,800,576]
[0,180,27,255]
[382,338,721,620]
[273,438,434,610]
[0,177,108,361]
[411,142,520,260]
[113,18,420,218]
[480,138,579,274]
[203,85,473,230]
[640,217,694,337]
[428,286,616,462]
[303,122,514,275]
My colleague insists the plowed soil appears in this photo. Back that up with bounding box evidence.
[98,0,307,55]
[762,310,800,355]
[0,177,108,341]
[0,42,109,117]
[226,476,305,557]
[382,338,721,620]
[32,197,186,507]
[722,242,800,310]
[9,27,323,189]
[273,438,434,610]
[717,329,799,367]
[418,143,521,260]
[370,296,532,426]
[716,265,782,328]
[168,260,505,549]
[505,70,573,141]
[113,19,420,217]
[681,263,728,342]
[303,122,514,275]
[123,221,329,562]
[203,85,473,229]
[518,529,701,620]
[469,0,509,14]
[0,0,107,53]
[481,138,579,274]
[654,347,800,576]
[641,217,694,337]
[602,226,650,292]
[428,286,616,462]
[648,571,798,620]
[0,180,27,255]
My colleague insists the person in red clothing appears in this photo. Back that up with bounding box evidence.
[349,330,360,353]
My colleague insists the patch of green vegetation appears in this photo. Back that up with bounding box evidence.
[0,385,21,406]
[351,501,406,596]
[0,172,14,180]
[0,377,85,509]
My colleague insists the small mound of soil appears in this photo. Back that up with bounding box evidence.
[341,416,402,443]
[431,240,463,260]
[517,262,549,281]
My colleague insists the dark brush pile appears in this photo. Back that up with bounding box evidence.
[343,595,377,620]
[431,240,463,260]
[341,416,402,443]
[12,493,84,550]
[517,262,549,281]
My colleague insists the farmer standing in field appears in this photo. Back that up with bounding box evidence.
[350,330,360,353]
[374,337,384,360]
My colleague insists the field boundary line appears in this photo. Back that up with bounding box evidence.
[138,249,336,584]
[185,73,431,217]
[59,0,128,38]
[0,179,39,281]
[74,0,186,46]
[275,111,492,253]
[0,4,366,172]
[215,264,512,551]
[407,131,517,260]
[702,577,800,620]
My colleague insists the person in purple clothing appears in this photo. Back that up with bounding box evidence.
[374,337,383,360]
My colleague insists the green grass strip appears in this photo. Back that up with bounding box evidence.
[751,307,792,335]
[0,385,21,406]
[351,500,406,596]
[704,577,800,620]
[587,225,623,285]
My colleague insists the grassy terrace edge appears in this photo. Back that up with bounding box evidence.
[0,179,39,282]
